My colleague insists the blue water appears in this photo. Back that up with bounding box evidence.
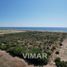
[0,27,67,32]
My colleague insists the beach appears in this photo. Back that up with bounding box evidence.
[0,30,26,34]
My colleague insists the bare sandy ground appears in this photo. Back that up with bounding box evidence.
[0,50,28,67]
[57,39,67,61]
[0,30,26,34]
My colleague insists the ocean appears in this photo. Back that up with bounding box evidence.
[0,27,67,32]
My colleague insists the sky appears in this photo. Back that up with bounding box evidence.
[0,0,67,27]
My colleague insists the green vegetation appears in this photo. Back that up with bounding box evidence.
[55,57,67,67]
[0,31,67,66]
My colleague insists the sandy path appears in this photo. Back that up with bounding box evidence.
[58,39,67,61]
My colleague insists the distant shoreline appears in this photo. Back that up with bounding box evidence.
[0,30,26,34]
[0,27,67,33]
[0,29,67,34]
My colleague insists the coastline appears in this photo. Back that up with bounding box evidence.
[0,27,67,33]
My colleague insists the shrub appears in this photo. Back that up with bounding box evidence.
[55,57,67,67]
[55,51,59,55]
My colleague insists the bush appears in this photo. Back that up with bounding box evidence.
[60,43,63,46]
[55,51,59,55]
[55,57,67,67]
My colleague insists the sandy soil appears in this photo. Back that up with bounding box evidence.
[57,39,67,61]
[0,30,26,34]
